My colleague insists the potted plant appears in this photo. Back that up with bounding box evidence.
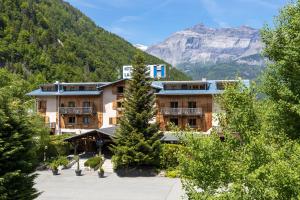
[74,155,82,176]
[98,167,104,178]
[49,160,59,175]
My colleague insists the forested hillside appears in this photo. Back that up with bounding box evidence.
[0,0,189,86]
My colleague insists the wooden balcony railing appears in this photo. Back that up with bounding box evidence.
[160,108,203,116]
[59,107,94,115]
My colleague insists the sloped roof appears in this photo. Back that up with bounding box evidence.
[27,89,102,96]
[153,80,250,95]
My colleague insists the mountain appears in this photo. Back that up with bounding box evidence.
[134,44,148,51]
[0,0,189,84]
[147,24,264,80]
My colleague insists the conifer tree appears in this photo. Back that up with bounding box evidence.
[112,53,162,169]
[0,69,39,199]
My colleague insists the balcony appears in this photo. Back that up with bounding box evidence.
[160,108,203,116]
[59,107,94,115]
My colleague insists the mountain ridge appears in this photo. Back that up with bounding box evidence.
[146,23,264,79]
[0,0,189,84]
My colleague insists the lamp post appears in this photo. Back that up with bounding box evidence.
[44,145,48,162]
[96,139,104,157]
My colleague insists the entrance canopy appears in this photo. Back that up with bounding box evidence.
[64,126,118,143]
[64,126,179,143]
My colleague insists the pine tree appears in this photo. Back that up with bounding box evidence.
[112,53,162,169]
[0,69,39,200]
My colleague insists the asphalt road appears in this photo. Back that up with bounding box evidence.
[35,169,185,200]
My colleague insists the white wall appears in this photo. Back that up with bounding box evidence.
[212,96,223,127]
[102,86,117,128]
[46,96,57,124]
[61,128,95,135]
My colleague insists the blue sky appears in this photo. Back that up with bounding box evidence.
[65,0,288,46]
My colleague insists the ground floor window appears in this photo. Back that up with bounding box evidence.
[83,116,90,124]
[188,118,197,127]
[68,116,76,124]
[170,118,179,126]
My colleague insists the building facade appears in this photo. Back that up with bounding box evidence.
[27,79,249,135]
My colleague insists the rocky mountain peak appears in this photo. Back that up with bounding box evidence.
[146,24,263,66]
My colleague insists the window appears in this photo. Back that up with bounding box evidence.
[170,101,178,108]
[117,86,124,93]
[170,118,178,126]
[79,86,85,91]
[38,101,46,109]
[68,116,76,124]
[83,102,90,107]
[188,101,196,108]
[192,85,199,89]
[60,103,65,107]
[188,118,197,127]
[181,84,188,89]
[117,101,123,108]
[68,101,75,107]
[83,116,90,124]
[69,86,76,91]
[109,117,116,125]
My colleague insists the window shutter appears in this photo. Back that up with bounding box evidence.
[113,117,117,125]
[112,101,117,110]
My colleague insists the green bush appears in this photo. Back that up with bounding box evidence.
[56,156,69,167]
[160,144,184,170]
[47,134,73,158]
[84,156,103,169]
[48,156,69,169]
[165,169,181,178]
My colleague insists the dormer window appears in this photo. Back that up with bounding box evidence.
[79,86,85,91]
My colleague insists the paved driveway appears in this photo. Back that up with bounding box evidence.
[35,169,185,200]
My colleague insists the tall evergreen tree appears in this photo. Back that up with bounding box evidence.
[0,69,39,200]
[112,53,162,169]
[261,0,300,139]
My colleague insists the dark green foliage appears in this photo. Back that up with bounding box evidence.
[112,53,162,169]
[46,134,73,158]
[178,62,264,80]
[0,0,189,83]
[84,156,103,170]
[260,0,300,139]
[217,82,259,141]
[0,69,40,199]
[160,144,183,170]
[179,84,300,199]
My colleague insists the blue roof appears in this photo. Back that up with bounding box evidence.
[27,89,102,96]
[151,81,164,89]
[27,79,250,97]
[153,80,250,95]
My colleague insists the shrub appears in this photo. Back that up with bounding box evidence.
[47,134,73,158]
[56,156,69,167]
[160,144,184,170]
[84,156,103,170]
[48,156,69,169]
[166,169,181,178]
